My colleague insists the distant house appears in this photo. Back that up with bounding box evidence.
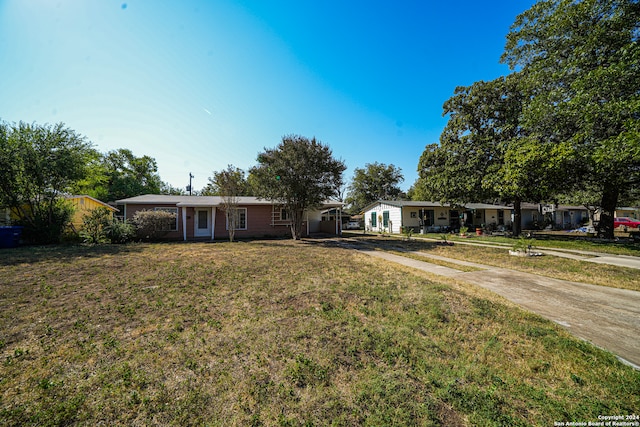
[615,206,640,220]
[362,200,594,232]
[361,200,512,233]
[116,195,344,240]
[520,203,589,230]
[1,195,117,230]
[65,195,119,231]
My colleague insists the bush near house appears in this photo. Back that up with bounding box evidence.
[80,207,134,244]
[132,209,177,240]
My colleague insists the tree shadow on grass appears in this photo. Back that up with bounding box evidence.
[0,243,148,266]
[301,234,443,254]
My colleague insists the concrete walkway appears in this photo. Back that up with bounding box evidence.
[345,242,640,369]
[415,237,640,269]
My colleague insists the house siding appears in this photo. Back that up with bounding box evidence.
[363,203,402,233]
[121,202,338,240]
[214,205,292,239]
[67,196,117,230]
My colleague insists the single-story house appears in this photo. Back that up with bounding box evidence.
[615,207,640,220]
[66,195,119,231]
[115,194,344,240]
[362,200,595,233]
[521,203,589,230]
[361,201,513,233]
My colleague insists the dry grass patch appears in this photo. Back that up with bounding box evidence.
[0,241,638,426]
[352,236,640,292]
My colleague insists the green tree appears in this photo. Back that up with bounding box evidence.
[0,121,93,243]
[249,135,346,240]
[415,75,557,235]
[502,0,640,238]
[103,149,163,201]
[160,182,187,195]
[201,165,251,197]
[205,165,250,242]
[345,162,404,213]
[74,148,164,201]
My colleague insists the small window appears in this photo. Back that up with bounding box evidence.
[410,212,417,218]
[280,208,288,221]
[226,208,247,230]
[154,207,178,231]
[383,211,389,227]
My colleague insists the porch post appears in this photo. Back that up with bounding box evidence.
[211,207,216,240]
[182,206,187,241]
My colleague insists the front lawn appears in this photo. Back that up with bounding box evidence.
[1,241,638,425]
[346,234,640,292]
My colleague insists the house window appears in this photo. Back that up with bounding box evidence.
[154,207,178,231]
[383,211,389,227]
[410,211,417,218]
[371,212,377,228]
[280,208,288,221]
[226,208,247,230]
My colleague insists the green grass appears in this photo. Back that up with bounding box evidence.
[1,241,638,426]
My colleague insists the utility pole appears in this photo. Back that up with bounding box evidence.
[187,173,194,196]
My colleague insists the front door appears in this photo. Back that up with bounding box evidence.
[194,208,211,237]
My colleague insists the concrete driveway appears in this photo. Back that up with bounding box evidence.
[355,246,640,369]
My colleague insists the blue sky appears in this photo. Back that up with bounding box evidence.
[0,0,535,193]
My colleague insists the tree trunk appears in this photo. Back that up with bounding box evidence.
[290,208,304,240]
[512,198,522,237]
[226,209,236,242]
[597,186,619,239]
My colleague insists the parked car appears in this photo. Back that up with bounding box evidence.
[614,217,640,229]
[345,221,361,230]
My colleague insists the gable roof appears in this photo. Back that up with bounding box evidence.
[66,195,119,212]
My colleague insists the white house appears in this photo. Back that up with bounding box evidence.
[361,201,512,233]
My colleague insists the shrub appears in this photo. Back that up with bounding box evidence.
[80,207,113,244]
[132,210,176,240]
[104,219,135,244]
[17,199,74,244]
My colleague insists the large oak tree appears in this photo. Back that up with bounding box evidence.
[415,75,562,235]
[502,0,640,238]
[249,135,346,240]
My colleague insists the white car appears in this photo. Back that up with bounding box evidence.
[345,221,361,230]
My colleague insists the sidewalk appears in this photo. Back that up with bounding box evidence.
[344,241,640,370]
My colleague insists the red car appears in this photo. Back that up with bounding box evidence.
[614,217,640,229]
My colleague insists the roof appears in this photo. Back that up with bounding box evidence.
[360,200,512,212]
[116,194,343,208]
[362,200,591,212]
[66,195,119,212]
